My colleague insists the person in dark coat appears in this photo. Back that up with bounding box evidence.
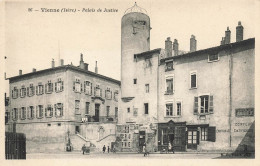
[82,144,87,155]
[107,146,110,153]
[102,145,106,153]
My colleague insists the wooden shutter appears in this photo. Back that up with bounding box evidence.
[36,86,38,95]
[45,107,47,117]
[51,83,53,92]
[27,107,30,119]
[27,87,29,96]
[61,103,63,116]
[32,86,35,95]
[94,87,96,96]
[61,81,64,91]
[81,83,83,93]
[208,126,216,142]
[54,104,57,117]
[11,90,14,98]
[45,84,47,93]
[209,95,214,113]
[36,105,38,118]
[51,106,53,117]
[90,83,92,95]
[40,106,43,118]
[84,82,86,93]
[100,88,102,97]
[194,97,198,115]
[24,107,27,119]
[55,82,57,92]
[197,131,200,145]
[32,106,34,119]
[73,81,75,91]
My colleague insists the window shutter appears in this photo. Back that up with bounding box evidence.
[208,126,216,142]
[33,86,35,95]
[61,81,64,91]
[18,89,20,97]
[84,82,86,93]
[51,106,53,117]
[100,88,102,97]
[91,83,92,95]
[15,109,18,120]
[24,107,27,119]
[55,82,57,92]
[51,83,53,92]
[27,107,30,119]
[61,103,63,116]
[54,104,57,117]
[209,95,214,113]
[45,84,47,93]
[32,107,34,119]
[36,86,38,95]
[18,108,21,119]
[81,83,83,93]
[45,107,47,117]
[194,97,198,115]
[40,106,43,118]
[11,90,14,98]
[36,105,38,118]
[27,87,29,96]
[197,131,200,145]
[73,81,75,91]
[94,87,96,96]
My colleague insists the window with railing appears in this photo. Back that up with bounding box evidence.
[84,81,92,95]
[94,84,102,97]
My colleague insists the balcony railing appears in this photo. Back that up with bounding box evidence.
[82,115,118,123]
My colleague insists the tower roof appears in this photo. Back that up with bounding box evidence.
[124,2,147,15]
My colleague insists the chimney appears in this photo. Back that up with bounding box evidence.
[173,39,179,56]
[51,59,55,68]
[32,68,36,72]
[60,59,64,66]
[165,37,172,58]
[95,61,98,74]
[84,63,89,71]
[190,35,197,52]
[79,53,85,69]
[19,70,22,76]
[220,37,225,45]
[236,21,244,42]
[225,27,231,44]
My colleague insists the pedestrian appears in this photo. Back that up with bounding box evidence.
[168,142,172,154]
[102,145,106,153]
[107,146,110,153]
[82,144,86,155]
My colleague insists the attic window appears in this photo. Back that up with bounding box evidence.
[208,54,219,62]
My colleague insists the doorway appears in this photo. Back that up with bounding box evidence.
[95,104,100,122]
[75,126,80,134]
[187,129,198,150]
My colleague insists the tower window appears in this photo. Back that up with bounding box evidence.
[134,79,137,84]
[144,103,149,114]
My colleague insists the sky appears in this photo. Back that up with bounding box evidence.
[3,0,256,94]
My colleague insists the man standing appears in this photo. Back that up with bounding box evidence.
[82,144,86,155]
[102,145,106,153]
[107,146,110,153]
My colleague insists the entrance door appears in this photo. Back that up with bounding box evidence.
[75,126,80,134]
[139,131,146,152]
[187,130,198,150]
[174,126,186,151]
[95,104,100,122]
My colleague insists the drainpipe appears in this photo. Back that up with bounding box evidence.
[229,45,233,147]
[156,54,160,151]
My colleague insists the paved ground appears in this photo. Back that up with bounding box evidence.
[27,152,222,159]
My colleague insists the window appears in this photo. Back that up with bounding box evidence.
[47,124,51,127]
[20,107,26,120]
[58,123,61,126]
[115,107,118,118]
[28,106,34,119]
[144,103,149,114]
[75,100,80,114]
[84,81,92,95]
[145,58,152,68]
[20,86,26,98]
[94,84,102,97]
[208,54,219,62]
[12,108,18,120]
[133,108,138,116]
[85,102,90,115]
[190,72,197,89]
[55,78,64,92]
[105,87,112,99]
[106,106,110,117]
[12,87,19,99]
[36,83,44,95]
[165,61,174,71]
[114,90,119,102]
[55,103,63,117]
[36,105,43,118]
[127,107,130,113]
[166,103,173,116]
[177,102,182,116]
[45,81,53,94]
[45,105,53,117]
[201,127,208,141]
[73,78,81,93]
[145,84,149,93]
[194,95,213,115]
[166,77,173,94]
[133,79,137,84]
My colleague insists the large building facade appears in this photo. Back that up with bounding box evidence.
[6,55,120,152]
[117,3,254,153]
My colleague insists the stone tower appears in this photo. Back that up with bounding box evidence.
[121,2,150,98]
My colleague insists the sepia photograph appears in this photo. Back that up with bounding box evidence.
[2,0,257,163]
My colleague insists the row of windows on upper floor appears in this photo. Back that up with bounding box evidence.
[11,103,64,121]
[11,79,119,102]
[125,95,214,117]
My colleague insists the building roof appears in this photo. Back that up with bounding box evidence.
[134,48,162,59]
[124,2,148,15]
[162,38,255,62]
[8,65,121,85]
